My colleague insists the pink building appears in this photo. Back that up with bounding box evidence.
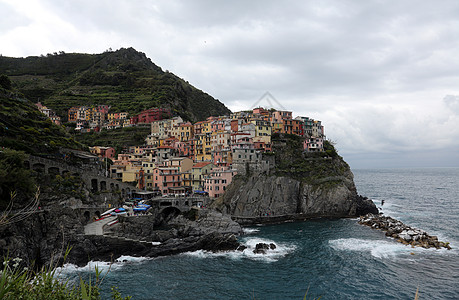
[304,137,324,152]
[210,120,225,132]
[152,167,183,195]
[204,166,237,198]
[272,110,292,122]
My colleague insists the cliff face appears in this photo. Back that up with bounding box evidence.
[0,206,243,267]
[214,135,377,224]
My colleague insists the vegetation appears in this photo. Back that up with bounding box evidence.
[0,149,36,209]
[73,126,151,153]
[0,88,85,155]
[0,252,131,300]
[271,133,348,184]
[0,48,231,123]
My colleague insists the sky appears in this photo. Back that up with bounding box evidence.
[1,0,459,169]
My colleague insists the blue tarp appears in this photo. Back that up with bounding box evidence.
[133,207,148,212]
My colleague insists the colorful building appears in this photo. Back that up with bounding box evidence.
[191,162,215,191]
[204,166,237,198]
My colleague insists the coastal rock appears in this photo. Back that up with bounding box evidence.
[0,205,243,267]
[215,174,377,225]
[252,242,278,254]
[358,213,452,250]
[211,135,378,224]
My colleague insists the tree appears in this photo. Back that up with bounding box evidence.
[0,74,12,90]
[0,149,36,208]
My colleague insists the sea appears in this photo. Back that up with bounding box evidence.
[60,168,459,299]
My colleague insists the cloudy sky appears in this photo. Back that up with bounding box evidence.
[1,0,459,168]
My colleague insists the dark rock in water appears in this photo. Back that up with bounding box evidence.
[253,243,270,254]
[358,213,452,250]
[253,242,277,254]
[237,245,247,251]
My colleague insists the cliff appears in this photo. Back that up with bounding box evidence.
[0,207,242,268]
[213,134,377,224]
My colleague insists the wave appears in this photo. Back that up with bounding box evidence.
[242,228,260,234]
[56,255,151,276]
[184,237,296,262]
[328,238,453,259]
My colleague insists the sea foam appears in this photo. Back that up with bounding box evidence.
[328,238,453,259]
[242,227,260,234]
[56,255,151,276]
[184,237,296,262]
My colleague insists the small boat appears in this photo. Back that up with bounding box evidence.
[101,208,116,217]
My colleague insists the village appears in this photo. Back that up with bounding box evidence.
[36,102,325,199]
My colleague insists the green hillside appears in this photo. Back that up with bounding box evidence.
[0,47,231,122]
[74,126,151,154]
[0,86,84,155]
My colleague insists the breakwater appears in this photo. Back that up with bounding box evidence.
[359,213,452,250]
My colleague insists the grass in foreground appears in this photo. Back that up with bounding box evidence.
[0,250,131,300]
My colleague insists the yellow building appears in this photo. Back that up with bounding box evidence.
[179,122,194,142]
[194,134,205,161]
[251,119,272,137]
[202,121,211,134]
[272,122,283,133]
[203,133,212,161]
[85,107,97,121]
[121,165,140,184]
[181,170,192,188]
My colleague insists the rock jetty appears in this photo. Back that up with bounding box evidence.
[359,213,451,250]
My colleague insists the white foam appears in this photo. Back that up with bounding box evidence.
[242,228,260,234]
[115,255,150,263]
[56,255,151,277]
[328,238,454,259]
[184,237,296,262]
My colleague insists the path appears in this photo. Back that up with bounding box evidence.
[84,216,116,235]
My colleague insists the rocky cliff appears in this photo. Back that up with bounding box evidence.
[212,134,377,224]
[0,207,242,268]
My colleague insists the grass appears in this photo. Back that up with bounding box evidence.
[0,249,131,300]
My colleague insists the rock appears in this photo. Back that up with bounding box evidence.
[253,243,270,254]
[358,213,451,251]
[216,159,378,224]
[237,245,247,251]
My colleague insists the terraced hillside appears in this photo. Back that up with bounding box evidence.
[0,47,231,122]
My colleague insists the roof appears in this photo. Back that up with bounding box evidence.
[193,162,212,168]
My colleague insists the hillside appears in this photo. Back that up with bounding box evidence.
[0,88,84,155]
[0,47,231,122]
[74,125,151,153]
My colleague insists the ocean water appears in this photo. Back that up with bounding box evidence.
[61,168,459,299]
